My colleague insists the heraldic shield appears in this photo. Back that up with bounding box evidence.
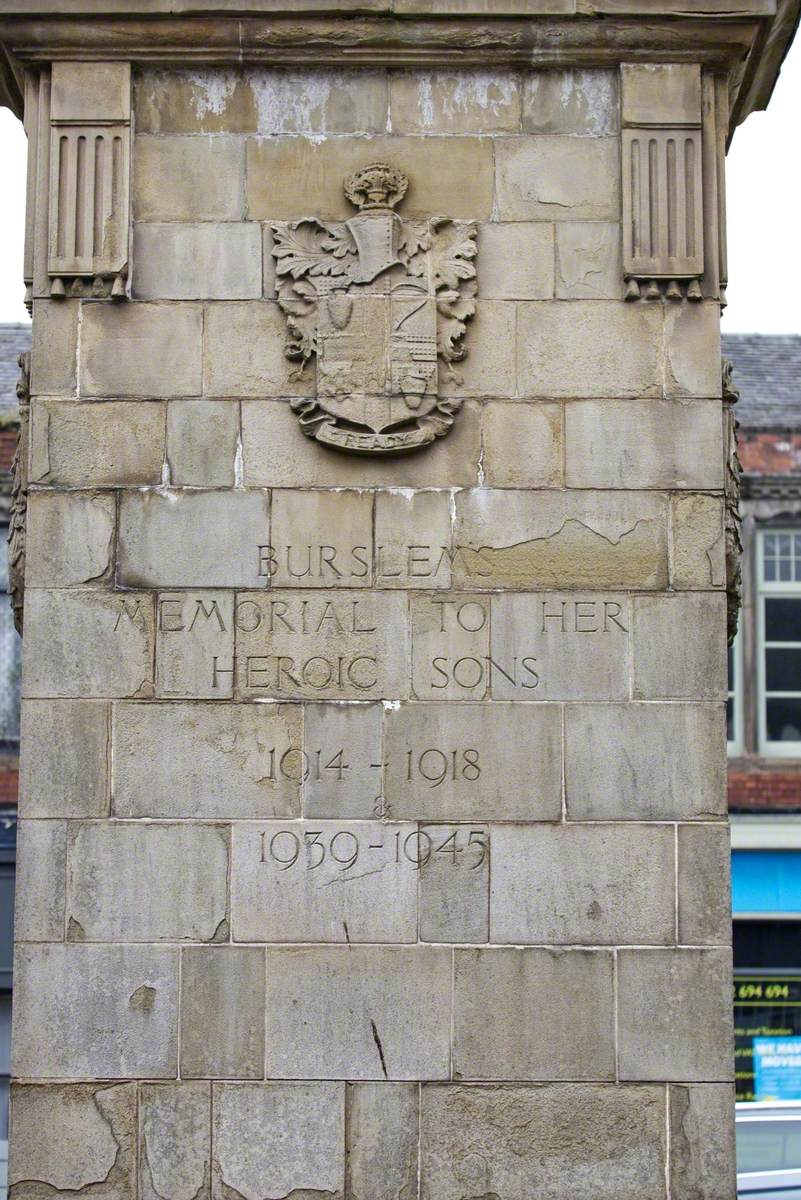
[271,162,477,455]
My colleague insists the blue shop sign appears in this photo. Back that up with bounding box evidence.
[732,850,801,915]
[754,1036,801,1101]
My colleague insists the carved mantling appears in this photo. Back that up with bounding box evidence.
[8,350,29,636]
[723,357,743,645]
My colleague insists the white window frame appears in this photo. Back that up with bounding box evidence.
[728,629,744,755]
[757,528,801,758]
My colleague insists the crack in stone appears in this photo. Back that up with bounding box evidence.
[370,1020,389,1079]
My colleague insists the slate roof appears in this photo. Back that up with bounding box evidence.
[723,333,801,432]
[0,324,31,421]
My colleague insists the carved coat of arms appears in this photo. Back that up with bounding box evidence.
[271,162,477,455]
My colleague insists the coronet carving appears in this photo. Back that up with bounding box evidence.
[722,357,743,645]
[271,163,477,455]
[8,351,30,636]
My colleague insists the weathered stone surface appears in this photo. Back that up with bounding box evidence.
[633,594,727,700]
[670,1084,737,1200]
[491,593,632,700]
[156,592,235,699]
[419,822,489,942]
[135,68,388,135]
[556,221,622,298]
[235,590,409,700]
[79,303,203,398]
[265,947,451,1079]
[420,1084,667,1200]
[10,1082,136,1200]
[140,1083,210,1200]
[565,703,727,820]
[453,490,667,589]
[390,71,521,133]
[51,61,131,122]
[19,700,109,818]
[166,400,238,487]
[621,63,701,127]
[565,399,723,488]
[134,135,245,221]
[672,494,726,589]
[240,397,481,488]
[482,401,562,487]
[375,489,453,588]
[213,1082,345,1200]
[30,400,165,487]
[12,944,178,1079]
[617,949,734,1081]
[247,135,494,220]
[677,825,732,945]
[302,702,383,819]
[134,223,262,300]
[25,492,115,587]
[112,702,302,819]
[181,948,264,1078]
[490,824,675,944]
[22,590,155,700]
[410,593,491,701]
[269,489,373,588]
[30,299,78,395]
[663,304,722,398]
[384,702,561,820]
[479,222,554,301]
[347,1083,419,1200]
[453,949,615,1080]
[231,821,418,943]
[14,820,66,941]
[118,490,269,588]
[517,300,662,397]
[440,300,516,398]
[495,136,619,220]
[203,302,313,398]
[523,69,620,135]
[66,822,228,942]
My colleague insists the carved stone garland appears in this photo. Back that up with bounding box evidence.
[722,357,743,646]
[8,351,30,636]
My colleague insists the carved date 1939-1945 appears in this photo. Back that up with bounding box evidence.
[260,826,488,872]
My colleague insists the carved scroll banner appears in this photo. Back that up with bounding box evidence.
[271,162,477,455]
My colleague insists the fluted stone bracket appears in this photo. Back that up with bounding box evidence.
[8,350,29,636]
[723,357,743,645]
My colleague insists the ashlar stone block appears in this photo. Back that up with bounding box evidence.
[51,61,131,122]
[30,399,165,488]
[140,1082,210,1200]
[477,222,555,300]
[374,489,453,589]
[264,946,451,1080]
[482,401,562,488]
[79,302,202,398]
[671,494,726,589]
[670,1084,737,1200]
[166,400,239,487]
[156,592,235,699]
[213,1083,344,1200]
[566,399,723,489]
[555,221,622,299]
[25,492,115,588]
[439,300,515,397]
[677,824,732,946]
[118,490,269,588]
[231,821,418,943]
[565,703,727,820]
[347,1083,419,1200]
[203,302,313,399]
[490,823,675,945]
[134,223,262,300]
[134,135,245,221]
[522,68,620,135]
[617,949,734,1081]
[10,1082,136,1200]
[420,1083,667,1200]
[390,71,521,133]
[22,590,155,700]
[235,590,409,701]
[30,299,78,395]
[663,304,722,399]
[269,489,373,588]
[495,136,620,220]
[180,948,264,1079]
[66,822,229,942]
[14,820,66,942]
[633,594,727,700]
[454,489,668,590]
[419,822,489,943]
[112,702,302,819]
[12,944,178,1079]
[410,593,491,701]
[19,699,109,818]
[384,702,561,820]
[302,702,383,819]
[453,948,615,1080]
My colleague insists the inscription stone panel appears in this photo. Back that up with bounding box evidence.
[8,37,742,1200]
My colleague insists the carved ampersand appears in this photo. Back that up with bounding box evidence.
[271,162,477,455]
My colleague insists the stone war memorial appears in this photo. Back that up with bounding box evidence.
[0,0,797,1196]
